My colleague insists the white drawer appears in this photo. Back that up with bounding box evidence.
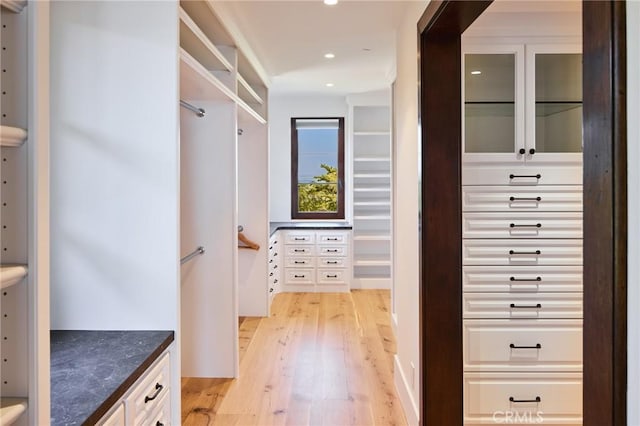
[463,239,583,266]
[146,391,171,426]
[317,231,350,245]
[463,266,582,293]
[285,257,316,268]
[463,212,582,239]
[317,246,347,257]
[317,269,348,285]
[285,269,314,285]
[463,319,582,372]
[284,231,315,245]
[462,185,583,212]
[463,293,583,319]
[285,245,315,256]
[98,402,125,426]
[127,353,170,425]
[464,372,582,425]
[462,164,582,186]
[318,257,349,268]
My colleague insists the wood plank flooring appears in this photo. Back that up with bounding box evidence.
[181,290,407,426]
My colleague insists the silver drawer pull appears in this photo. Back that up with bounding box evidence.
[510,276,541,282]
[510,223,542,228]
[510,343,542,349]
[509,396,541,403]
[509,250,541,255]
[509,196,542,202]
[510,303,542,309]
[144,383,163,403]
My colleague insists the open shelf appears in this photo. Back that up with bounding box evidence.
[353,131,390,136]
[180,48,236,102]
[179,0,234,47]
[354,157,390,162]
[536,102,582,117]
[179,7,234,73]
[354,201,390,207]
[1,264,28,289]
[0,126,27,147]
[237,73,264,106]
[354,173,390,179]
[237,97,267,126]
[353,187,391,193]
[0,0,26,13]
[354,256,392,267]
[354,234,391,242]
[0,398,28,425]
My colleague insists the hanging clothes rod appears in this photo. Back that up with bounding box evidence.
[181,246,205,265]
[180,100,206,118]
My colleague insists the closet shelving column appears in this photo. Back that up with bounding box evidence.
[351,105,392,289]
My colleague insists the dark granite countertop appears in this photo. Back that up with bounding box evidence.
[270,221,352,236]
[50,330,174,426]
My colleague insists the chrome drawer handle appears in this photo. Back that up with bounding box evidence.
[509,396,541,403]
[294,275,305,278]
[509,250,541,255]
[509,174,541,179]
[510,303,542,309]
[509,196,542,202]
[510,223,541,228]
[510,276,542,282]
[144,383,163,403]
[510,343,542,349]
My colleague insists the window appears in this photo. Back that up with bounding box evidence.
[291,117,345,219]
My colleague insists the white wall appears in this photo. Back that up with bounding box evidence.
[627,1,639,424]
[392,2,429,425]
[269,95,347,221]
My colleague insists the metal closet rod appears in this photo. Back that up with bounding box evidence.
[181,246,205,265]
[180,100,205,117]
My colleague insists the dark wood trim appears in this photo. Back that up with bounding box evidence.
[583,2,627,425]
[418,0,627,424]
[290,117,345,220]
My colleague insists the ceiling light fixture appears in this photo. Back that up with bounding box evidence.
[326,83,334,87]
[324,53,335,59]
[471,70,482,75]
[324,0,338,5]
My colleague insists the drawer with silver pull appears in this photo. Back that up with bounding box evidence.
[285,257,316,268]
[463,319,582,372]
[463,239,582,266]
[462,185,583,212]
[285,246,315,256]
[463,212,582,239]
[464,372,582,424]
[284,231,315,245]
[285,269,314,285]
[463,292,583,319]
[463,265,582,293]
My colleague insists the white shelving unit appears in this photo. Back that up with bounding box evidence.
[350,103,392,289]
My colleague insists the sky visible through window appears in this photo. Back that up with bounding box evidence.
[298,128,338,183]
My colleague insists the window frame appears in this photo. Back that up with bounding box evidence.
[290,116,345,220]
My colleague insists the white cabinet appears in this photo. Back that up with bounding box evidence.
[462,38,583,425]
[282,230,351,293]
[268,232,281,305]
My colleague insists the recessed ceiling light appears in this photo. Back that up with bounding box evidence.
[324,53,335,59]
[471,70,482,75]
[326,83,334,87]
[324,0,338,5]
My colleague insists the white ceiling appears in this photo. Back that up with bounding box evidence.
[215,1,413,96]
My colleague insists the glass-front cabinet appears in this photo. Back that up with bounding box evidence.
[463,41,582,164]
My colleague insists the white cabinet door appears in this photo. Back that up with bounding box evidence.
[463,212,582,239]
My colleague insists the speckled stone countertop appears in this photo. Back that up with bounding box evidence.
[270,221,352,236]
[50,330,174,426]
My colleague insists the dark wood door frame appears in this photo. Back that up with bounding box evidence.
[417,1,627,425]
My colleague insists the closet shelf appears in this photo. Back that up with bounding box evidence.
[180,48,236,102]
[238,73,264,105]
[354,201,391,207]
[354,157,390,162]
[0,398,28,425]
[238,97,267,126]
[180,7,234,73]
[353,215,391,220]
[353,187,390,193]
[353,131,390,136]
[354,235,391,242]
[354,173,390,179]
[1,264,28,289]
[354,257,392,267]
[1,126,28,147]
[0,0,26,13]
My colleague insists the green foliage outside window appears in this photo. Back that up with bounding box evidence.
[298,164,338,212]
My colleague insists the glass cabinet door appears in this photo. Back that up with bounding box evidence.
[464,53,518,155]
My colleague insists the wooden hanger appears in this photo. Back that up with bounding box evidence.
[238,231,260,250]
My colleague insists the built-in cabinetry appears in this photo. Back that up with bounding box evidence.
[462,39,583,425]
[350,102,392,289]
[268,233,281,304]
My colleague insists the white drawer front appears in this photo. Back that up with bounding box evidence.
[285,269,314,284]
[284,231,315,245]
[462,165,582,186]
[463,293,583,319]
[317,231,350,245]
[463,239,583,266]
[286,246,315,257]
[147,391,171,426]
[318,257,349,268]
[463,212,582,239]
[462,185,583,212]
[286,257,316,268]
[317,269,348,285]
[463,266,582,293]
[128,353,170,425]
[463,320,582,372]
[318,246,347,257]
[464,372,582,424]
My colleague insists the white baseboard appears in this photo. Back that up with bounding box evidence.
[351,277,391,289]
[394,355,419,426]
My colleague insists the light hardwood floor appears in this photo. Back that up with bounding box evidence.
[181,290,407,426]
